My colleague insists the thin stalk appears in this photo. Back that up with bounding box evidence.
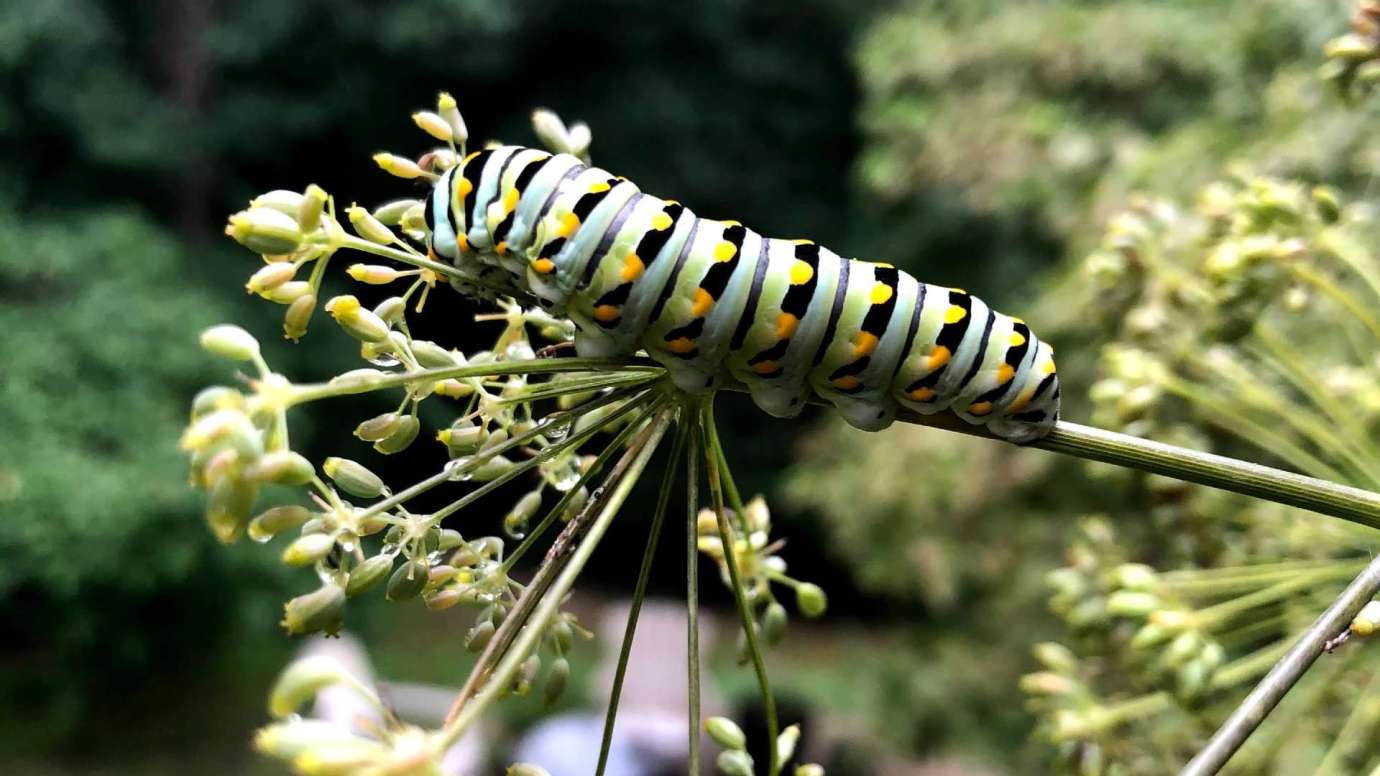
[686,409,703,776]
[1291,262,1380,342]
[596,420,687,776]
[1312,660,1380,776]
[702,402,780,776]
[439,406,674,741]
[1181,552,1380,776]
[289,357,662,404]
[1193,566,1364,627]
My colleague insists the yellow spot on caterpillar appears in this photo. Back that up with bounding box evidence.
[714,240,737,262]
[1044,360,1056,375]
[996,364,1015,383]
[925,346,951,371]
[456,178,474,198]
[870,283,893,305]
[1009,331,1027,347]
[620,253,644,282]
[791,239,814,245]
[559,212,580,237]
[968,401,993,416]
[944,304,967,324]
[908,387,936,401]
[852,331,879,358]
[651,212,674,231]
[593,305,620,322]
[664,199,680,206]
[1012,317,1025,324]
[949,287,966,294]
[831,375,861,390]
[875,262,895,269]
[788,260,814,285]
[775,312,798,339]
[666,336,696,354]
[1006,393,1033,413]
[463,151,482,163]
[532,258,556,274]
[502,188,519,210]
[495,241,509,256]
[456,235,470,253]
[723,220,742,226]
[588,181,611,193]
[691,288,715,317]
[750,360,780,375]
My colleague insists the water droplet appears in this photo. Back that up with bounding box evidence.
[543,417,571,442]
[427,550,445,565]
[445,457,474,482]
[367,353,401,368]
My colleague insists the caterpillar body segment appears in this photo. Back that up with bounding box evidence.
[428,146,1060,442]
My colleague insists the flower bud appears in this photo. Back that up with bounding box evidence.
[436,378,475,399]
[252,189,306,215]
[795,765,825,776]
[374,415,420,455]
[226,207,305,256]
[1110,563,1157,591]
[325,295,391,343]
[386,559,428,601]
[1106,591,1158,618]
[247,451,316,486]
[348,205,397,245]
[249,505,313,541]
[372,152,425,180]
[355,413,403,442]
[297,184,328,233]
[705,716,746,750]
[775,724,800,770]
[1032,642,1079,674]
[269,655,360,718]
[330,368,390,392]
[438,92,469,146]
[424,588,462,611]
[266,280,312,304]
[323,456,387,499]
[472,455,514,481]
[191,386,243,419]
[467,619,496,652]
[566,121,592,157]
[207,476,258,543]
[531,109,570,154]
[281,582,346,636]
[506,765,552,776]
[1325,32,1378,61]
[247,262,299,294]
[346,263,404,284]
[200,324,261,362]
[254,719,360,760]
[763,602,787,645]
[283,533,336,566]
[344,554,394,598]
[284,293,317,342]
[716,749,755,776]
[1131,623,1170,650]
[412,111,452,142]
[795,582,827,618]
[543,656,569,707]
[369,201,418,229]
[1352,600,1380,636]
[411,340,460,368]
[1019,671,1076,696]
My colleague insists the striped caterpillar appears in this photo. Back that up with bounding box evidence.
[424,143,1060,443]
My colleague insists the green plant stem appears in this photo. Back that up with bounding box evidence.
[686,408,703,776]
[1181,551,1380,776]
[1194,566,1362,627]
[438,405,674,744]
[596,420,686,776]
[1018,420,1380,531]
[702,402,781,776]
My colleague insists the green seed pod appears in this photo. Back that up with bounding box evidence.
[412,111,452,142]
[354,412,403,442]
[323,457,387,499]
[251,189,306,215]
[466,620,496,653]
[1164,631,1203,669]
[425,589,463,611]
[346,554,395,597]
[795,765,825,776]
[437,528,465,552]
[566,121,591,158]
[268,654,358,718]
[1352,600,1380,636]
[247,451,316,486]
[373,297,407,325]
[386,559,429,601]
[329,368,390,393]
[1019,671,1076,697]
[704,716,747,751]
[246,262,299,295]
[1325,32,1378,62]
[372,199,421,226]
[281,583,346,636]
[716,749,755,776]
[1032,642,1079,674]
[411,340,460,368]
[254,719,360,760]
[200,324,261,362]
[530,109,569,154]
[325,295,391,343]
[1109,563,1157,591]
[543,656,569,707]
[346,263,403,284]
[762,602,788,646]
[249,505,313,542]
[427,565,459,588]
[439,422,487,457]
[190,386,243,420]
[775,724,800,770]
[515,654,541,696]
[282,533,336,567]
[472,455,514,482]
[374,415,420,455]
[550,618,574,654]
[226,207,305,256]
[795,583,828,618]
[438,92,469,147]
[267,280,311,304]
[562,486,588,522]
[506,765,552,776]
[1106,591,1158,618]
[206,476,258,544]
[372,152,425,180]
[297,184,328,233]
[1131,623,1170,650]
[1176,659,1210,703]
[283,293,317,342]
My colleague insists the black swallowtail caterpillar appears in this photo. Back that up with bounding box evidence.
[425,144,1060,442]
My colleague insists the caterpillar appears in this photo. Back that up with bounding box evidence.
[425,144,1060,443]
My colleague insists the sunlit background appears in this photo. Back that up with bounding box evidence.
[7,0,1380,774]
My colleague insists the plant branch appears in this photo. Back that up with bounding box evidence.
[1181,552,1380,776]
